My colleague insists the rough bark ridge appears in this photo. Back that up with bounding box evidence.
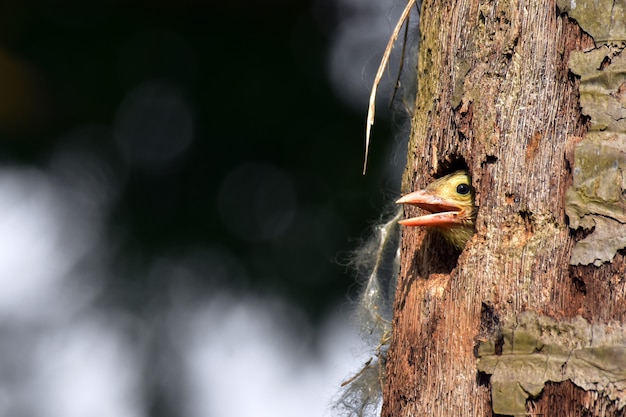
[382,0,626,416]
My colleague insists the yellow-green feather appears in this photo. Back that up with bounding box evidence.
[427,170,477,249]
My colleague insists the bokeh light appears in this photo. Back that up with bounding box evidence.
[0,0,408,416]
[0,168,102,321]
[115,80,194,172]
[218,162,297,243]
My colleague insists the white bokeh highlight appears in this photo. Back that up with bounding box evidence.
[0,168,101,321]
[0,165,366,417]
[30,318,144,417]
[176,295,364,417]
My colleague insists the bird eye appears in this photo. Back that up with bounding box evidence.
[456,183,470,195]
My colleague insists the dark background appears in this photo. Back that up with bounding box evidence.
[0,1,412,415]
[0,0,401,314]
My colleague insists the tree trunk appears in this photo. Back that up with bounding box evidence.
[382,0,626,416]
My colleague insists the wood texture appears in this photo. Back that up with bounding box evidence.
[381,0,626,415]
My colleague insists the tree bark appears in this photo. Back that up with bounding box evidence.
[382,0,626,416]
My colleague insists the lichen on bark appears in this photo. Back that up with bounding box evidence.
[556,0,626,45]
[565,134,626,265]
[477,312,626,416]
[561,2,626,265]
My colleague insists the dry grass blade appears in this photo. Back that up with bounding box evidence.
[363,0,417,175]
[389,12,411,107]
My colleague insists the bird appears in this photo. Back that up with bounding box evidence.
[396,170,477,249]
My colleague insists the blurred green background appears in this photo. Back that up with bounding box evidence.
[0,0,400,315]
[0,1,412,416]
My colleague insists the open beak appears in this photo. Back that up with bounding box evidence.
[396,190,464,227]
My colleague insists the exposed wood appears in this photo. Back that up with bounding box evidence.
[381,0,626,415]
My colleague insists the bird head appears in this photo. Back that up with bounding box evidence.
[396,170,477,249]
